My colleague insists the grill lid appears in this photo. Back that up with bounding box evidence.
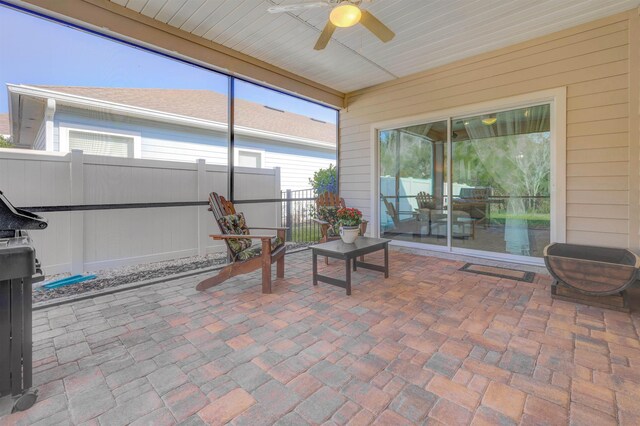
[0,190,48,237]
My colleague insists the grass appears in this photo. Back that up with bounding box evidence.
[289,224,321,242]
[489,212,550,228]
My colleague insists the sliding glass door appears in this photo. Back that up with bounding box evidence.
[451,105,551,257]
[379,103,551,260]
[380,121,448,246]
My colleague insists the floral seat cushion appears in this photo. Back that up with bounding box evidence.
[236,237,284,261]
[217,213,284,261]
[217,213,252,257]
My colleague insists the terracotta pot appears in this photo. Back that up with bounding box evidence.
[340,226,359,244]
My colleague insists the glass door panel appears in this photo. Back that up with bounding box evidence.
[379,120,448,245]
[450,104,551,257]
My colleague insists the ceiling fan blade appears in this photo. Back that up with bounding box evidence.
[268,2,329,13]
[314,21,336,50]
[359,10,395,42]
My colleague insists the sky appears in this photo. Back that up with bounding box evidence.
[0,5,337,123]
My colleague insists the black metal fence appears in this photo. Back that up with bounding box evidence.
[281,188,321,242]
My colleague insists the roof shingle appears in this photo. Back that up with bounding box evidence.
[33,86,336,144]
[0,113,9,136]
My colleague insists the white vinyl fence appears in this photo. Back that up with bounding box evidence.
[0,149,281,274]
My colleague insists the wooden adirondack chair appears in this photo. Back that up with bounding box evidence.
[381,194,421,235]
[312,192,368,264]
[196,192,287,294]
[416,191,436,210]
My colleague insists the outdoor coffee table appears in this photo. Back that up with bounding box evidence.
[311,237,390,295]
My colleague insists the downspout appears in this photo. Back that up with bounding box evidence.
[44,98,56,151]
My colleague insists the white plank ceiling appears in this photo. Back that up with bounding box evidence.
[109,0,640,93]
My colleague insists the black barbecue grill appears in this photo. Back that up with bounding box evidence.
[0,190,47,414]
[0,191,48,238]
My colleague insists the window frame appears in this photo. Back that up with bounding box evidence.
[59,122,142,158]
[235,148,264,169]
[369,88,567,265]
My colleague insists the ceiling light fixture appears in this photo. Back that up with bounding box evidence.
[330,3,362,27]
[482,117,497,125]
[270,0,394,50]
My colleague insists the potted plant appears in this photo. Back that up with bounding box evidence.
[336,207,363,244]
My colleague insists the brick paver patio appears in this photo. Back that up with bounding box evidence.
[3,249,640,425]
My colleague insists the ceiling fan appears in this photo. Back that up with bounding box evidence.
[267,0,395,50]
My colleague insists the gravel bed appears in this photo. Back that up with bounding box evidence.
[34,242,313,303]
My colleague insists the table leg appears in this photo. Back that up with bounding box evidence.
[384,243,389,278]
[312,251,318,286]
[485,204,490,228]
[353,257,357,271]
[345,258,351,296]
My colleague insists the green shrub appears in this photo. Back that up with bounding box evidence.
[309,164,337,195]
[0,135,12,148]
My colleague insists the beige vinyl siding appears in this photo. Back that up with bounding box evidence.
[340,9,640,249]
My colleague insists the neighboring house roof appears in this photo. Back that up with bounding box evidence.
[31,86,336,145]
[0,113,9,136]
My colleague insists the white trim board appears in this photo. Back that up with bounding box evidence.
[368,87,567,263]
[8,84,336,151]
[388,239,545,267]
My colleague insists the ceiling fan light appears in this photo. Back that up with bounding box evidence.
[330,4,362,27]
[482,117,497,125]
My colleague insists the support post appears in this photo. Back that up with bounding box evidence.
[285,189,292,241]
[44,99,56,152]
[196,159,208,257]
[228,79,235,202]
[274,167,282,228]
